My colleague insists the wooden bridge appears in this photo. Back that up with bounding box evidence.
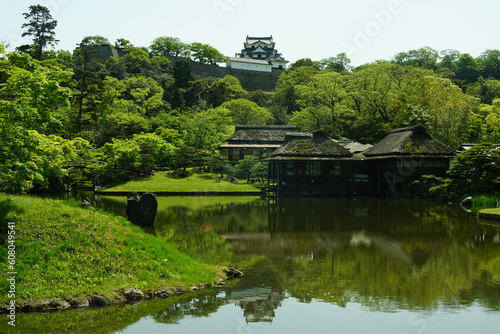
[61,160,106,169]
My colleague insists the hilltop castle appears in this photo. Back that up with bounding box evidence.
[226,36,288,72]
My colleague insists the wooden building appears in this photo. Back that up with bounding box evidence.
[219,125,297,163]
[222,124,456,197]
[266,131,354,197]
[362,125,455,196]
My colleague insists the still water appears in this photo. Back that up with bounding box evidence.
[10,196,500,333]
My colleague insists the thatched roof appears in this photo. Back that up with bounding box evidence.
[268,130,353,160]
[339,141,373,154]
[225,125,297,144]
[364,125,454,157]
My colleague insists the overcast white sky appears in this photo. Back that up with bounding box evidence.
[1,0,499,66]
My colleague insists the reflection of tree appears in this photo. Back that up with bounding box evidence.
[270,230,500,311]
[153,290,226,324]
[95,195,500,313]
[153,198,269,264]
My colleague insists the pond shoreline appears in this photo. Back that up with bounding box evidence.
[478,209,500,222]
[0,268,241,314]
[96,190,264,196]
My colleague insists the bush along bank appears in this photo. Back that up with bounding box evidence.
[0,194,241,312]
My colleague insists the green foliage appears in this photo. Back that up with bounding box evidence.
[180,107,234,151]
[392,46,440,70]
[432,143,500,195]
[0,53,72,192]
[94,133,175,185]
[4,25,500,193]
[234,156,267,183]
[188,42,226,65]
[291,71,350,137]
[0,194,218,302]
[221,98,273,125]
[207,75,245,107]
[318,53,352,73]
[150,36,189,57]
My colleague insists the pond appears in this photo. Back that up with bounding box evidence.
[6,196,500,334]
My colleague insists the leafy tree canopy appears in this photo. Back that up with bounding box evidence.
[432,144,500,195]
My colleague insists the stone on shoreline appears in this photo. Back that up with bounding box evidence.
[124,288,144,301]
[89,294,111,307]
[69,296,90,308]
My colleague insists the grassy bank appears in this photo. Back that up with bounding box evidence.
[479,208,500,215]
[471,194,500,208]
[100,170,259,193]
[0,194,220,305]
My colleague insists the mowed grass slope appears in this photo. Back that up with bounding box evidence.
[101,171,258,193]
[0,194,219,303]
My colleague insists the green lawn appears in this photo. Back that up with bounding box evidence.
[101,171,259,193]
[0,194,220,304]
[479,207,500,215]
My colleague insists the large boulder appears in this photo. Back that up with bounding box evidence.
[126,192,158,226]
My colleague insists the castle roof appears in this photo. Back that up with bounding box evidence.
[246,36,274,45]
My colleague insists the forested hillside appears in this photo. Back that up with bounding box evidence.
[2,5,500,194]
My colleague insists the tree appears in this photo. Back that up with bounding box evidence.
[478,49,500,79]
[180,107,234,151]
[455,53,479,83]
[150,36,189,57]
[221,99,274,125]
[173,59,192,89]
[188,42,226,64]
[293,72,350,135]
[207,75,245,107]
[0,52,71,192]
[234,155,260,183]
[318,53,352,73]
[405,75,477,145]
[432,143,500,195]
[272,65,320,116]
[79,35,111,46]
[20,5,58,60]
[439,49,460,72]
[392,47,439,70]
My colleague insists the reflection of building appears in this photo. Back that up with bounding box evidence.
[227,36,288,72]
[224,259,285,323]
[226,287,285,322]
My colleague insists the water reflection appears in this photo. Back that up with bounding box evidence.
[7,196,498,333]
[94,196,500,314]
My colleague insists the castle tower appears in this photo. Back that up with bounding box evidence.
[227,35,288,72]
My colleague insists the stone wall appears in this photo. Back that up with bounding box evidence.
[167,56,282,92]
[80,46,282,92]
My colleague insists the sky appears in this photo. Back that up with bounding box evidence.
[1,0,499,67]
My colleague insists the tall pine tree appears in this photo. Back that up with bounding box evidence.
[20,5,58,60]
